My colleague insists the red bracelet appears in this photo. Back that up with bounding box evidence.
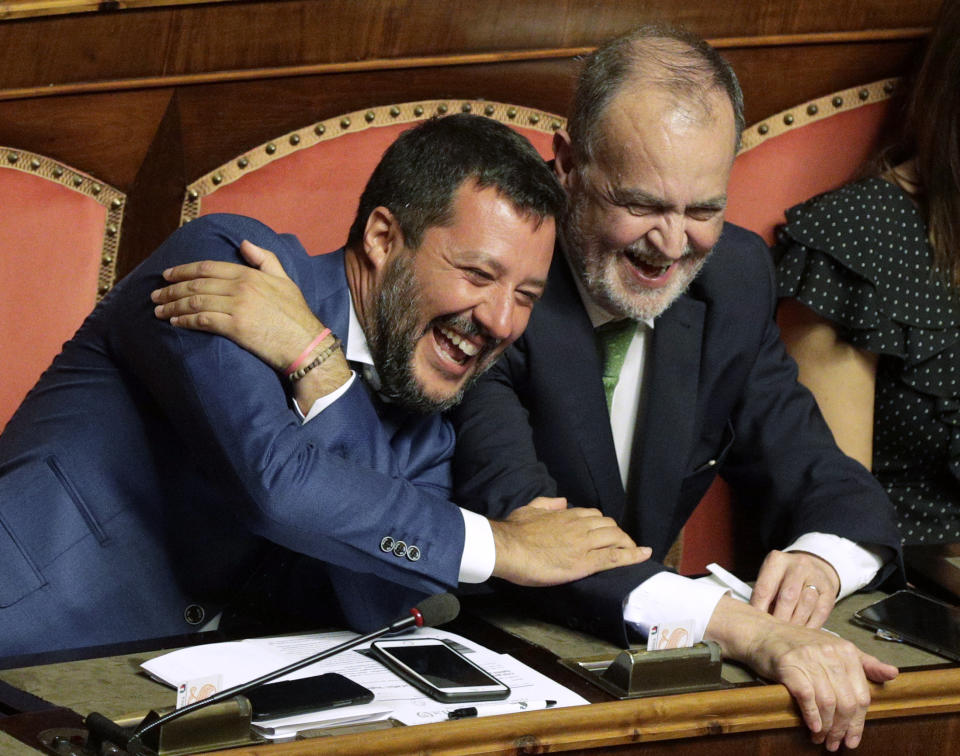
[284,328,331,376]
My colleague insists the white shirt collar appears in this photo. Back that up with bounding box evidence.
[346,290,374,367]
[560,245,654,331]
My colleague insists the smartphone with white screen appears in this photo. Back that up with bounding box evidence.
[369,638,510,702]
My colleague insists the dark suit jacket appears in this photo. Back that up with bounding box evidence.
[0,214,462,658]
[451,222,902,646]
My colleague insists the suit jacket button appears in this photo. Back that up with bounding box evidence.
[380,536,395,553]
[184,604,206,625]
[392,540,407,558]
[406,545,421,562]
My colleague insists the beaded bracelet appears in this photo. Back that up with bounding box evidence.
[289,338,342,383]
[284,328,331,377]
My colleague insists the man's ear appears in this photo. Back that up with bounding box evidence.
[553,129,578,190]
[361,206,404,272]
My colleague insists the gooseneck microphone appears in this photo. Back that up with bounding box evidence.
[85,593,460,755]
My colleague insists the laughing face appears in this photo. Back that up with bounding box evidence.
[557,87,736,321]
[366,181,555,412]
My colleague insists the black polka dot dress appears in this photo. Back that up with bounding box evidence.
[775,177,960,544]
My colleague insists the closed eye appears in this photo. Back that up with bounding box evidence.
[464,267,495,283]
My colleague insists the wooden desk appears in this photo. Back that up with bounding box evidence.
[2,593,959,755]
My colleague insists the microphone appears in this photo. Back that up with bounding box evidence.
[84,593,459,755]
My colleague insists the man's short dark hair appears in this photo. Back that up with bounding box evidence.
[347,114,565,249]
[568,24,745,163]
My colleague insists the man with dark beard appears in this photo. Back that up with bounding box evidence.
[0,114,649,658]
[449,27,902,752]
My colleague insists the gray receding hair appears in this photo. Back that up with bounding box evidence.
[568,24,745,163]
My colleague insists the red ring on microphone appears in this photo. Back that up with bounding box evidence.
[410,607,424,627]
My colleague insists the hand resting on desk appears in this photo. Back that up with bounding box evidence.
[707,595,898,752]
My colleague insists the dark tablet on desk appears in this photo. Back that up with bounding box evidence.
[852,589,960,662]
[903,542,960,601]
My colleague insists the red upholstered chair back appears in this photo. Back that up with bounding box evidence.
[0,148,124,432]
[677,79,898,576]
[181,101,565,255]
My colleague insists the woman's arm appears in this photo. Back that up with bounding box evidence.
[777,298,879,470]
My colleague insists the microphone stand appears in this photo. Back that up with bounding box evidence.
[85,596,457,755]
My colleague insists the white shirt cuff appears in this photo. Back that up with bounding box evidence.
[458,508,495,583]
[297,371,357,423]
[783,532,884,600]
[623,572,728,643]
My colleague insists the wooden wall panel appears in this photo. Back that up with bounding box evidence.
[0,0,944,275]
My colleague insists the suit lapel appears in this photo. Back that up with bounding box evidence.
[631,294,705,554]
[540,256,627,521]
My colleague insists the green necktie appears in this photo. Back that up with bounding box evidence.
[596,319,637,410]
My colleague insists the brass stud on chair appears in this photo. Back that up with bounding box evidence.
[528,114,540,124]
[73,176,83,187]
[832,96,844,108]
[758,123,769,135]
[265,143,277,154]
[29,158,41,170]
[461,103,472,113]
[91,183,102,194]
[315,124,326,136]
[111,197,123,209]
[212,173,223,185]
[883,81,895,94]
[106,224,117,237]
[484,104,495,116]
[289,134,301,146]
[7,152,19,164]
[365,111,375,123]
[237,157,249,169]
[53,166,64,178]
[390,106,401,117]
[187,189,199,202]
[507,107,517,119]
[340,117,351,129]
[783,113,794,125]
[99,284,110,295]
[859,89,869,100]
[102,254,113,265]
[414,105,424,116]
[807,104,818,116]
[437,103,448,114]
[551,120,562,131]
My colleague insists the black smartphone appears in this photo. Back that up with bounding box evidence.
[852,589,960,661]
[369,638,510,702]
[245,672,374,721]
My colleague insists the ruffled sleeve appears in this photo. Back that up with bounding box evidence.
[775,178,960,490]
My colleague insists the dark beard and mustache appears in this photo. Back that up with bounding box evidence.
[366,251,501,414]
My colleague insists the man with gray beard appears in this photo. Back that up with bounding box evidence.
[450,26,902,752]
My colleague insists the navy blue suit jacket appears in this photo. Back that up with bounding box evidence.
[0,214,463,657]
[451,223,902,646]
